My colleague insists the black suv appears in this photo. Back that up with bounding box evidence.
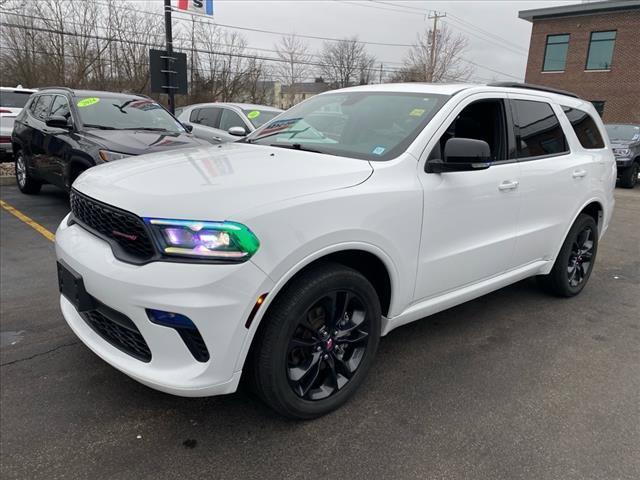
[11,88,206,194]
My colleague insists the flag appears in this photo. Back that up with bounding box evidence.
[176,0,214,16]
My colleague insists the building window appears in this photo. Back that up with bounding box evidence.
[591,101,605,117]
[542,34,570,72]
[586,31,616,70]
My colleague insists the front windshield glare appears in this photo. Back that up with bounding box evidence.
[75,96,184,132]
[246,92,449,161]
[605,124,640,141]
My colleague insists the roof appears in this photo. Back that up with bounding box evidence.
[39,87,149,99]
[185,102,282,112]
[328,83,475,96]
[0,86,37,92]
[519,0,640,22]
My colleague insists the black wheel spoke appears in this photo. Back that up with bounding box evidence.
[288,351,321,383]
[286,288,370,401]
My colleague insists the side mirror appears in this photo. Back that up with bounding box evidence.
[46,116,71,129]
[183,123,193,133]
[426,138,491,173]
[228,126,247,137]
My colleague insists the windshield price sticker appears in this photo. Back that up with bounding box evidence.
[247,110,261,119]
[409,108,426,117]
[372,146,386,155]
[77,97,100,108]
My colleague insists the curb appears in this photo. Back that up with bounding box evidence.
[0,176,15,186]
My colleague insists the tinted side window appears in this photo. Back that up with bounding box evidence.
[31,95,54,121]
[50,95,71,120]
[512,100,568,159]
[219,109,245,131]
[562,107,604,149]
[194,108,220,128]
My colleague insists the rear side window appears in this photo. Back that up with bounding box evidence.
[512,100,568,159]
[192,107,221,128]
[562,107,604,149]
[31,95,54,121]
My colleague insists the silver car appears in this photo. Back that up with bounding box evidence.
[1,86,37,161]
[176,102,283,144]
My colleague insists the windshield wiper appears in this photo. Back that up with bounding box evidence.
[119,127,170,131]
[83,124,117,130]
[269,143,323,154]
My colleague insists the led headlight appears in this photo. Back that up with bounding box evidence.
[99,150,131,162]
[145,218,259,261]
[612,148,631,157]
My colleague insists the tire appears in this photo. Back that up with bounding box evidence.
[619,161,638,189]
[250,262,381,419]
[537,214,598,297]
[15,150,41,194]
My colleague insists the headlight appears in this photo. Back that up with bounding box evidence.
[145,218,260,261]
[99,150,131,161]
[612,148,631,157]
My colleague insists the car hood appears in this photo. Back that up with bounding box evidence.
[81,128,207,154]
[73,143,373,219]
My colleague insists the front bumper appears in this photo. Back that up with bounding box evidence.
[615,157,634,169]
[56,214,273,396]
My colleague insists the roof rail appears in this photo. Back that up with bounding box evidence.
[488,82,580,99]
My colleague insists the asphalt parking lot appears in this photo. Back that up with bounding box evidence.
[1,182,638,480]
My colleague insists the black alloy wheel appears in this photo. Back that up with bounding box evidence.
[538,213,598,297]
[567,225,594,288]
[287,290,370,400]
[250,263,381,419]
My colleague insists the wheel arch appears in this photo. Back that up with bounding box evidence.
[234,244,397,373]
[66,155,94,189]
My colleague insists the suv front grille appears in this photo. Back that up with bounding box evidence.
[82,303,152,362]
[70,189,155,262]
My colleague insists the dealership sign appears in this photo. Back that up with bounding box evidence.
[176,0,214,16]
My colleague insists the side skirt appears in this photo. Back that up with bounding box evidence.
[381,260,549,336]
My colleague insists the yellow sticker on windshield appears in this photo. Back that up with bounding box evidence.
[409,108,425,117]
[77,97,100,108]
[247,110,261,119]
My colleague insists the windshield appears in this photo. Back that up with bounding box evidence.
[605,124,640,142]
[245,91,449,161]
[0,90,33,108]
[75,96,185,132]
[242,109,281,128]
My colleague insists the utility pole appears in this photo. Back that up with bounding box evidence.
[190,15,195,100]
[427,11,446,82]
[163,0,175,114]
[379,62,383,84]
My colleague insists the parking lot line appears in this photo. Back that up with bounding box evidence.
[0,199,55,242]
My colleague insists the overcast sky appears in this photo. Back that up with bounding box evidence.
[165,0,579,83]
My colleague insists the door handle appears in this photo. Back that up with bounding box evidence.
[498,180,519,191]
[572,169,587,178]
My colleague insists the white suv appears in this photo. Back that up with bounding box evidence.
[55,83,616,419]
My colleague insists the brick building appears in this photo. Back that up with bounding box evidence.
[519,0,640,123]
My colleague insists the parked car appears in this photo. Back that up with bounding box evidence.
[605,123,640,188]
[11,88,207,194]
[176,102,282,143]
[0,86,37,161]
[55,82,615,419]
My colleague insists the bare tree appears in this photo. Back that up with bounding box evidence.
[394,24,473,83]
[274,34,312,105]
[319,37,375,88]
